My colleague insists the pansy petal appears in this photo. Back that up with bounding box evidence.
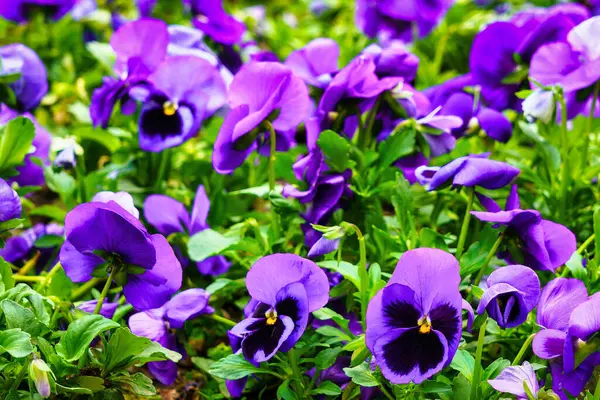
[533,329,567,359]
[568,297,600,341]
[276,282,309,352]
[537,278,588,331]
[129,309,168,342]
[488,362,539,399]
[246,254,329,312]
[239,315,295,363]
[189,185,210,235]
[165,288,212,329]
[143,194,190,236]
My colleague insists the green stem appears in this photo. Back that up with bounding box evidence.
[379,385,395,400]
[456,187,475,260]
[71,277,104,300]
[359,96,380,149]
[473,232,505,287]
[469,315,488,400]
[94,267,118,314]
[344,223,368,326]
[45,263,63,282]
[16,253,40,276]
[593,377,600,400]
[265,121,280,235]
[209,314,237,328]
[558,92,570,223]
[578,234,596,254]
[581,81,600,170]
[153,148,171,193]
[12,275,45,282]
[287,349,304,394]
[512,333,535,366]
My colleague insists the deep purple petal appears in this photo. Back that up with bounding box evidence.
[143,195,190,236]
[276,282,309,352]
[533,329,567,359]
[189,185,210,235]
[537,278,588,331]
[0,178,21,223]
[477,108,512,143]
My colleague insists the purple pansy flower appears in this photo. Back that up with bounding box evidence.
[144,185,230,275]
[0,0,76,22]
[229,254,329,363]
[532,278,600,398]
[59,198,182,310]
[285,38,339,89]
[136,55,227,152]
[90,18,170,129]
[362,43,419,82]
[0,108,52,188]
[317,55,401,119]
[472,185,576,272]
[0,44,48,112]
[92,191,140,219]
[477,265,540,328]
[189,0,246,45]
[0,223,63,268]
[469,5,589,111]
[78,297,119,319]
[213,62,310,174]
[530,16,600,117]
[366,248,462,384]
[0,178,21,223]
[488,362,539,399]
[356,0,454,43]
[416,154,520,191]
[129,289,213,385]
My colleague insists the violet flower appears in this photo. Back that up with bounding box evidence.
[136,55,227,152]
[362,43,419,82]
[532,278,600,398]
[530,16,600,117]
[416,154,520,191]
[0,44,48,112]
[477,265,540,328]
[488,362,539,399]
[472,185,576,272]
[129,289,213,385]
[189,0,246,45]
[366,248,463,384]
[0,223,63,267]
[213,62,310,174]
[0,178,21,223]
[285,38,339,89]
[356,0,454,43]
[0,0,76,22]
[59,197,182,310]
[144,185,230,275]
[90,18,170,129]
[229,254,330,363]
[0,108,51,187]
[78,298,119,319]
[92,191,140,219]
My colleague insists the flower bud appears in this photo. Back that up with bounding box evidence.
[29,358,52,398]
[522,90,554,124]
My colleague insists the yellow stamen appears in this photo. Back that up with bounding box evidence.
[163,101,178,116]
[265,309,278,325]
[418,315,432,334]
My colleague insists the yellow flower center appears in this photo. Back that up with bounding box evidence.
[163,101,178,116]
[265,309,278,325]
[418,315,432,334]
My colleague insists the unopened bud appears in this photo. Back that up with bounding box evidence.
[29,359,52,398]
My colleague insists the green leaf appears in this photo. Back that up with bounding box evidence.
[33,234,64,249]
[449,349,475,382]
[229,183,283,198]
[343,362,379,387]
[470,285,484,300]
[515,90,533,99]
[315,326,351,342]
[312,307,349,331]
[86,42,116,71]
[188,229,237,262]
[101,328,152,374]
[452,374,472,400]
[0,257,15,292]
[378,127,416,168]
[317,130,352,172]
[1,300,47,336]
[129,341,182,366]
[0,329,33,358]
[44,167,76,204]
[0,117,35,175]
[460,225,498,277]
[481,358,510,397]
[0,219,25,232]
[415,380,452,393]
[565,252,588,283]
[318,260,359,289]
[56,315,120,362]
[419,227,449,251]
[208,353,262,380]
[312,381,342,396]
[111,372,156,396]
[315,347,343,370]
[29,205,67,223]
[277,380,297,400]
[76,376,106,392]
